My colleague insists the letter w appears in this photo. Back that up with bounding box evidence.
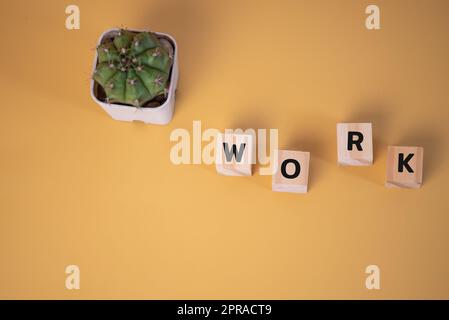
[223,143,246,162]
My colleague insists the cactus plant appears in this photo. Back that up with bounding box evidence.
[93,29,173,107]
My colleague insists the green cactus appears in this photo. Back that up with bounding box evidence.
[93,29,173,107]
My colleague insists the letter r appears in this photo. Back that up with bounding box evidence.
[348,131,364,151]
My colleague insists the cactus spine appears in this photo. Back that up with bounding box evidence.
[93,29,173,107]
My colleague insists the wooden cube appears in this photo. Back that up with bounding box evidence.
[337,123,373,166]
[215,133,254,176]
[386,146,423,188]
[272,150,310,194]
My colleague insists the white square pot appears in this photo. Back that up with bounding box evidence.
[90,28,179,125]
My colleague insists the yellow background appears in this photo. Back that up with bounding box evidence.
[1,0,448,299]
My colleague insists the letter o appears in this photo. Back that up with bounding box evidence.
[281,159,300,179]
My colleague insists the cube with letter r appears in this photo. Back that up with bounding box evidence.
[337,123,373,166]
